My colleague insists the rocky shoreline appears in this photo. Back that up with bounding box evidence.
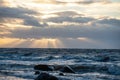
[34,64,75,80]
[0,48,120,80]
[34,64,120,80]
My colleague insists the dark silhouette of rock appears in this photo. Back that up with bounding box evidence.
[35,71,40,75]
[96,55,110,62]
[61,65,75,73]
[59,72,64,76]
[102,56,110,62]
[34,64,54,71]
[54,65,63,70]
[23,52,32,56]
[35,73,58,80]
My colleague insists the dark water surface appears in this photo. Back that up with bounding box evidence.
[0,48,120,80]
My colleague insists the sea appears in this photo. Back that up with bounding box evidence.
[0,48,120,80]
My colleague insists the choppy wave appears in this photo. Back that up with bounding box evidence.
[0,48,120,80]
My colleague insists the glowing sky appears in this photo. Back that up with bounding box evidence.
[0,0,120,49]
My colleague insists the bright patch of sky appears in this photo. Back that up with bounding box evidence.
[0,0,120,48]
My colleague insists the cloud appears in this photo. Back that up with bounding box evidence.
[0,7,46,27]
[0,0,10,6]
[0,9,120,39]
[96,18,120,27]
[34,0,56,4]
[43,11,95,23]
[54,11,82,17]
[56,0,109,4]
[44,11,120,27]
[0,14,120,48]
[0,1,119,48]
[33,0,109,4]
[1,17,120,39]
[45,16,95,23]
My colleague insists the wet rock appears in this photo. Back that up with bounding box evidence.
[54,65,63,70]
[61,65,75,73]
[59,72,64,76]
[23,52,32,56]
[35,73,58,80]
[34,64,54,71]
[35,71,40,75]
[95,55,110,62]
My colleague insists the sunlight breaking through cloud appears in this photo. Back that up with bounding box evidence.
[0,0,120,48]
[0,38,64,48]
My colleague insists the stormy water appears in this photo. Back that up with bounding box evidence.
[0,48,120,80]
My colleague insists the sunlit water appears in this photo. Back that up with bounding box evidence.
[0,48,120,80]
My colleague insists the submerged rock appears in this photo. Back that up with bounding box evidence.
[34,64,54,71]
[61,65,75,73]
[35,73,58,80]
[72,65,90,70]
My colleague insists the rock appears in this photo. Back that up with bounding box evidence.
[35,73,58,80]
[59,72,64,76]
[34,64,54,71]
[54,65,63,70]
[61,65,75,73]
[102,56,110,62]
[35,71,40,75]
[96,55,110,62]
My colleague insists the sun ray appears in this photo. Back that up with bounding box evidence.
[0,38,26,47]
[30,39,48,48]
[29,38,64,48]
[56,39,65,48]
[47,39,57,48]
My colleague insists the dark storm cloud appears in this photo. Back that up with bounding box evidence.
[0,7,46,27]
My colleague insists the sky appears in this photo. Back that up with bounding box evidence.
[0,0,120,49]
